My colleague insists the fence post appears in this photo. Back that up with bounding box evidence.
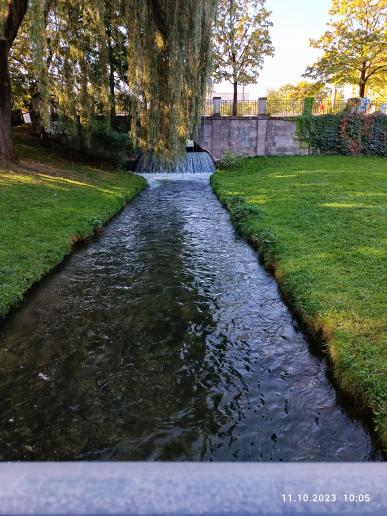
[258,97,267,116]
[213,97,221,117]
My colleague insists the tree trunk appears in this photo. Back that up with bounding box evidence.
[108,42,116,126]
[0,0,29,162]
[359,64,367,97]
[0,40,15,161]
[233,80,238,116]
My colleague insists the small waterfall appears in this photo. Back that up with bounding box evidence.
[135,151,215,174]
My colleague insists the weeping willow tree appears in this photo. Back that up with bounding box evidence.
[0,0,217,162]
[127,0,216,163]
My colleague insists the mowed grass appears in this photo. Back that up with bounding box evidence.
[0,144,146,318]
[211,155,387,445]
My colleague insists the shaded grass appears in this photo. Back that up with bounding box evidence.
[211,155,387,446]
[0,143,146,318]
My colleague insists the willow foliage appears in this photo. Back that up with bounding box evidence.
[29,0,49,126]
[126,0,216,162]
[0,1,8,38]
[37,0,111,133]
[18,0,216,161]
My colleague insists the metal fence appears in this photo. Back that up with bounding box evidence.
[220,100,259,116]
[311,99,387,115]
[266,100,304,117]
[202,100,214,116]
[311,100,348,115]
[116,98,387,118]
[202,98,387,117]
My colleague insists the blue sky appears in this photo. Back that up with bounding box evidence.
[215,0,332,97]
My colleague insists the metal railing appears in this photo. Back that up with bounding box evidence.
[202,99,260,117]
[202,98,387,117]
[311,100,348,115]
[202,100,214,116]
[113,98,387,118]
[312,99,387,115]
[219,100,258,116]
[266,99,304,117]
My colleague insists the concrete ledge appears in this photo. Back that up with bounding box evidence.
[0,463,386,515]
[201,115,261,120]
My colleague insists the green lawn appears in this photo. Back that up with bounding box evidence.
[211,155,387,446]
[0,144,146,318]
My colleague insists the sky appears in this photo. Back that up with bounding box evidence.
[214,0,333,98]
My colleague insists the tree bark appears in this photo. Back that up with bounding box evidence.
[0,0,29,162]
[233,80,238,116]
[359,81,366,98]
[359,64,367,97]
[0,40,15,161]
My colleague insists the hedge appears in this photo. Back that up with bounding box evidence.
[297,112,387,156]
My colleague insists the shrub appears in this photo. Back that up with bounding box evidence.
[91,122,135,168]
[297,113,387,156]
[217,150,245,169]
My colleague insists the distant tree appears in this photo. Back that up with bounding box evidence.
[304,0,387,97]
[212,0,274,115]
[266,81,331,102]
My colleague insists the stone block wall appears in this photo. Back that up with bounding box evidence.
[198,116,309,160]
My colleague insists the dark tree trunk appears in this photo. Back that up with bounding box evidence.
[233,80,238,116]
[359,64,367,97]
[0,40,15,161]
[0,0,29,162]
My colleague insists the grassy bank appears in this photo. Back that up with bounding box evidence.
[211,155,387,446]
[0,144,146,318]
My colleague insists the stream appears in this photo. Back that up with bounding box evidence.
[0,172,381,461]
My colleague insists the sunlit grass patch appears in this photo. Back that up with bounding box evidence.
[0,144,146,318]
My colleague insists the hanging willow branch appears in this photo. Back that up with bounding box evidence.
[126,0,216,163]
[0,1,8,38]
[29,0,50,127]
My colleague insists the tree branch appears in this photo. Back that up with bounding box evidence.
[3,0,29,48]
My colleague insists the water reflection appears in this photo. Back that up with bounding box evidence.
[0,174,382,461]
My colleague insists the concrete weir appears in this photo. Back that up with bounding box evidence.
[135,151,215,173]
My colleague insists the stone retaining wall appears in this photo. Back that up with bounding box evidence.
[198,116,309,160]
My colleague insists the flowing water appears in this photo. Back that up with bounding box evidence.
[135,151,216,174]
[0,171,382,461]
